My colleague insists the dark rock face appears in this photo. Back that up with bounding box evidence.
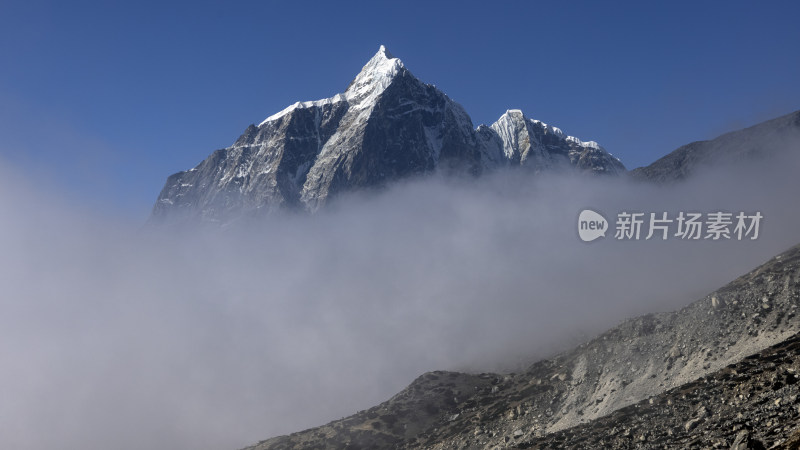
[150,46,624,225]
[241,243,800,449]
[299,63,483,211]
[629,110,800,182]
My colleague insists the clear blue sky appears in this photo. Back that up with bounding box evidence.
[1,0,798,219]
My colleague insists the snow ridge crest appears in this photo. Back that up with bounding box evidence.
[260,45,405,126]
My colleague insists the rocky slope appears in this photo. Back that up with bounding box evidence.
[515,332,800,449]
[150,46,623,224]
[242,242,800,449]
[629,110,800,182]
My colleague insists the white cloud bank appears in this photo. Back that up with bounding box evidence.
[1,145,799,450]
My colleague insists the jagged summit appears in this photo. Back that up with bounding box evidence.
[347,45,404,88]
[151,47,623,224]
[356,44,401,76]
[485,109,625,174]
[497,109,565,139]
[377,44,393,59]
[341,45,406,110]
[259,46,404,125]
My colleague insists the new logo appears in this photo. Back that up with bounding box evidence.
[578,209,608,242]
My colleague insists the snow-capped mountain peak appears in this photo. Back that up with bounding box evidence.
[353,44,403,80]
[151,47,625,224]
[259,45,403,125]
[344,45,405,104]
[478,109,624,174]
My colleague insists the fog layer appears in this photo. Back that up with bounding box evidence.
[1,148,799,450]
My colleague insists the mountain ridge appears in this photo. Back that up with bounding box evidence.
[149,46,624,224]
[629,109,800,182]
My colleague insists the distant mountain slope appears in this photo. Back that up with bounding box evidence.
[242,242,800,449]
[630,110,800,182]
[149,46,623,224]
